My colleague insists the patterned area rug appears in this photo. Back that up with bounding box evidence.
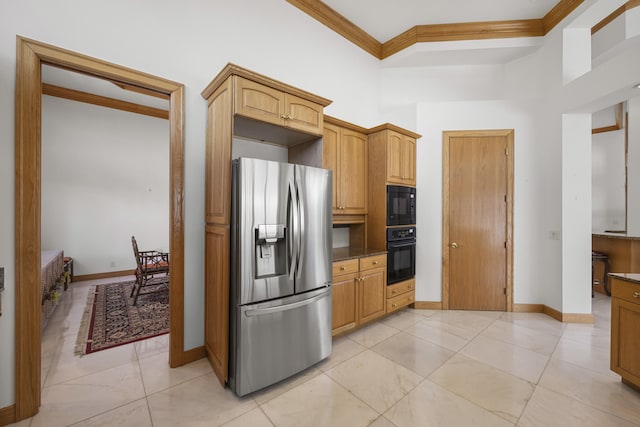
[75,277,169,356]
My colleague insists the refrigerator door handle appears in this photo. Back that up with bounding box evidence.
[295,180,305,279]
[288,179,298,280]
[244,288,330,317]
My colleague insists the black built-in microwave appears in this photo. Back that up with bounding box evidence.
[387,185,416,226]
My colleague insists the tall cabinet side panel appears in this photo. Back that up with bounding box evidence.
[206,78,233,225]
[367,131,388,250]
[204,77,233,385]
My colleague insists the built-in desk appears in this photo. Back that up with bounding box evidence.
[609,273,640,391]
[592,233,640,294]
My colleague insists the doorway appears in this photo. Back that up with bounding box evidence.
[14,36,186,421]
[442,130,514,311]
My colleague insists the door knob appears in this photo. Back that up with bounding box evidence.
[450,242,458,249]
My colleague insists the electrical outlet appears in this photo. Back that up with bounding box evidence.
[0,266,4,292]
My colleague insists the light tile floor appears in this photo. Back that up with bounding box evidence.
[11,278,640,427]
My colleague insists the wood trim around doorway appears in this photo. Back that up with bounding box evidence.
[14,36,187,421]
[442,129,514,311]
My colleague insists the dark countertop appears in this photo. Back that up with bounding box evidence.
[332,247,387,262]
[609,273,640,285]
[593,232,640,241]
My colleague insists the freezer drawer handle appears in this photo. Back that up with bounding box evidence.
[244,289,330,317]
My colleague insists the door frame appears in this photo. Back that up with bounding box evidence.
[442,129,514,311]
[14,36,186,420]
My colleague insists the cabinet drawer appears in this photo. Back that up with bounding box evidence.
[611,278,640,305]
[386,278,415,299]
[359,254,386,271]
[387,290,415,314]
[333,259,359,277]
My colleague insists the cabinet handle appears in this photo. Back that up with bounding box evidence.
[373,261,378,265]
[282,114,291,120]
[408,284,413,289]
[634,291,640,298]
[391,290,397,295]
[340,266,346,271]
[392,303,397,308]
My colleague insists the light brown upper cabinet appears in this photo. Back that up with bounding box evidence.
[201,63,331,386]
[367,124,421,250]
[369,127,417,187]
[322,119,368,215]
[235,76,324,136]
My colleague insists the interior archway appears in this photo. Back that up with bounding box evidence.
[14,36,186,421]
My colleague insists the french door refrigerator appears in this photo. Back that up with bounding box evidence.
[229,157,333,396]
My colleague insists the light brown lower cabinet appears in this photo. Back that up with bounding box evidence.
[386,278,415,314]
[332,254,386,336]
[610,276,640,390]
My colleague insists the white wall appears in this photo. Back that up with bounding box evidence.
[41,96,170,276]
[628,96,640,235]
[591,107,626,232]
[0,0,382,407]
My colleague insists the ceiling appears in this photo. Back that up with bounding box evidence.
[321,0,560,43]
[287,0,586,65]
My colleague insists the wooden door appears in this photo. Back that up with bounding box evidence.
[340,129,367,214]
[443,130,513,311]
[358,267,386,323]
[322,123,340,213]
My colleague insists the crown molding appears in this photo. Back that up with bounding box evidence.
[381,19,545,59]
[286,0,586,60]
[542,0,584,32]
[592,0,640,34]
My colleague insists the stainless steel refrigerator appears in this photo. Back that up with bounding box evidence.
[229,157,333,396]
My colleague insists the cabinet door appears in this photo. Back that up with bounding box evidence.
[386,130,416,186]
[234,76,284,126]
[358,268,386,324]
[206,79,233,225]
[401,136,416,186]
[322,123,340,214]
[340,129,368,214]
[332,273,358,335]
[386,130,404,185]
[285,93,323,136]
[611,296,640,385]
[205,224,230,384]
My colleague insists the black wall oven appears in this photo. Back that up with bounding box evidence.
[387,226,416,285]
[387,185,416,226]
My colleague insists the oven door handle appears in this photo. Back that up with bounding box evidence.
[387,240,416,249]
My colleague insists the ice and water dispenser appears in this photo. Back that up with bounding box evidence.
[255,224,286,278]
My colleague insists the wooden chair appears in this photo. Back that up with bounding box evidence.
[592,251,610,297]
[131,236,169,305]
